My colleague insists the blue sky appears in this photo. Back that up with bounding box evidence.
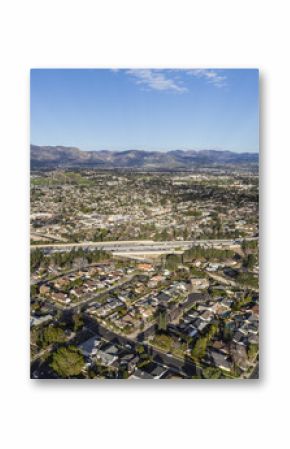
[30,68,259,153]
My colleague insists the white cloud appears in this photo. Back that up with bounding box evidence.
[125,69,187,93]
[112,68,227,91]
[188,69,227,88]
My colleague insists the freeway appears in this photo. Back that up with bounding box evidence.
[31,237,258,252]
[112,250,184,257]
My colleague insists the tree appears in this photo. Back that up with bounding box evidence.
[50,346,85,378]
[156,304,168,331]
[208,323,219,340]
[202,366,222,379]
[43,326,66,345]
[72,313,84,332]
[191,337,207,362]
[165,254,181,271]
[136,344,145,355]
[243,253,256,269]
[183,228,189,241]
[247,343,258,360]
[119,367,129,379]
[30,284,38,297]
[30,248,44,272]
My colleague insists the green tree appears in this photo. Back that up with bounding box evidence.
[72,313,84,332]
[165,254,181,271]
[247,343,258,360]
[191,337,207,362]
[30,284,39,297]
[30,248,44,272]
[202,366,222,379]
[43,327,66,345]
[136,344,145,355]
[208,323,219,340]
[243,253,256,269]
[50,346,85,378]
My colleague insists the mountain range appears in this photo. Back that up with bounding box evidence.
[31,145,259,170]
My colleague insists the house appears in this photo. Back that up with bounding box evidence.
[232,331,247,346]
[157,292,171,303]
[215,303,231,318]
[231,345,250,372]
[39,285,50,296]
[30,314,53,327]
[119,354,139,373]
[54,277,70,289]
[95,350,118,366]
[199,310,214,322]
[190,277,209,291]
[208,350,232,372]
[137,263,154,272]
[78,336,101,358]
[129,369,154,379]
[70,287,85,300]
[51,292,70,304]
[248,334,259,345]
[101,343,120,356]
[151,275,165,283]
[185,324,199,338]
[84,280,97,293]
[188,292,209,304]
[130,363,168,379]
[206,263,220,272]
[196,320,209,334]
[142,363,168,379]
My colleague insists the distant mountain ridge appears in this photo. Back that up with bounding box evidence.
[31,145,259,169]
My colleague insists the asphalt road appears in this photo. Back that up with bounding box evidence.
[31,237,258,251]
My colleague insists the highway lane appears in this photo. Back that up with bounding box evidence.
[31,237,258,251]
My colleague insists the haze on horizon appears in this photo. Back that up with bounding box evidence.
[30,69,259,154]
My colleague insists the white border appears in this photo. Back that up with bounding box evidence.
[1,1,289,448]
